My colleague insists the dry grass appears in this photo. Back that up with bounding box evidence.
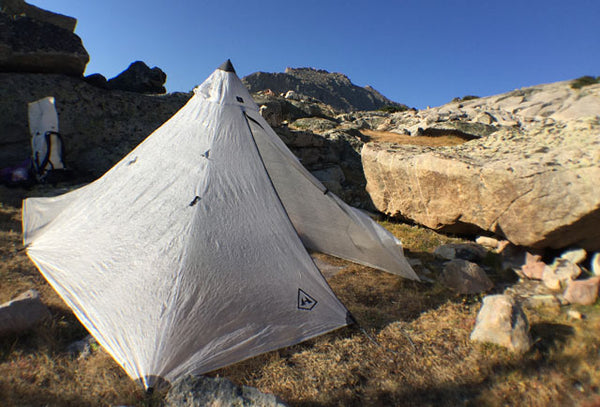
[361,129,469,147]
[1,187,599,406]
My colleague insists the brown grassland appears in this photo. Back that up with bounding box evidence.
[1,186,599,406]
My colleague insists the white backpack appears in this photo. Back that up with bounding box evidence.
[28,97,67,181]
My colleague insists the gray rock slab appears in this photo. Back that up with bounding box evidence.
[0,289,50,336]
[164,375,288,407]
[363,117,600,251]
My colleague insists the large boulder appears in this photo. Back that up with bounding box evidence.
[0,289,50,336]
[362,117,600,251]
[107,61,167,94]
[0,6,88,76]
[0,0,76,31]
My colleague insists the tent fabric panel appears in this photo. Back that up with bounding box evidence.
[245,111,418,280]
[24,93,222,382]
[148,104,349,382]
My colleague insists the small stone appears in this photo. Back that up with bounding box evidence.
[563,277,600,305]
[470,295,532,353]
[542,259,581,291]
[592,253,600,276]
[566,310,583,320]
[475,112,497,125]
[66,334,98,359]
[475,236,500,249]
[520,252,546,280]
[542,266,562,290]
[496,240,511,253]
[560,248,587,265]
[441,260,494,294]
[284,90,300,101]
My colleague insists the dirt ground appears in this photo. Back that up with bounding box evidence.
[360,129,470,147]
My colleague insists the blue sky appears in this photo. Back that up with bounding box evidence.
[32,0,600,109]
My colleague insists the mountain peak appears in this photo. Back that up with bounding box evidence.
[242,67,405,112]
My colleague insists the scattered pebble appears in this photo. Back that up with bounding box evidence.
[592,253,600,276]
[475,236,500,249]
[560,248,587,265]
[567,310,584,320]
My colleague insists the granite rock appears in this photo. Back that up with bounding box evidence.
[470,294,532,353]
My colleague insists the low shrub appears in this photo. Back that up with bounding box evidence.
[570,75,599,89]
[377,104,410,113]
[452,95,480,103]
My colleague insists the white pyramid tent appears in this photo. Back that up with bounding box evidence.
[23,60,418,389]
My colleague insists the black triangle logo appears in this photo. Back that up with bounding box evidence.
[298,289,317,311]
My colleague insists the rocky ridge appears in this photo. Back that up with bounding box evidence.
[340,80,600,138]
[243,67,406,112]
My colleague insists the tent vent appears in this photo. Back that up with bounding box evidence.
[236,96,244,103]
[189,196,201,207]
[298,289,317,311]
